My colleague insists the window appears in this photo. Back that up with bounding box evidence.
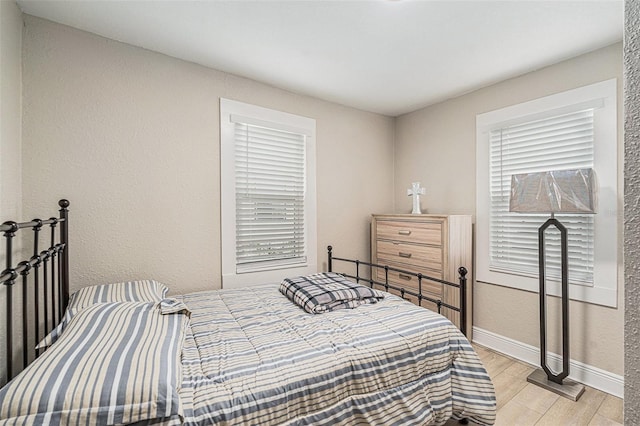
[221,99,317,288]
[476,79,618,307]
[489,110,595,285]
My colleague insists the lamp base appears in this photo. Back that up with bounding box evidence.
[526,368,585,401]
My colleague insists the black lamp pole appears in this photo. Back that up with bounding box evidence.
[538,215,569,384]
[527,214,585,401]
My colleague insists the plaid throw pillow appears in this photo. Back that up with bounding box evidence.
[280,272,384,314]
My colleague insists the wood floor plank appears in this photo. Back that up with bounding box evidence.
[587,413,623,426]
[494,400,543,426]
[535,386,607,426]
[596,394,623,424]
[501,360,535,378]
[491,367,529,410]
[479,350,515,378]
[509,383,560,415]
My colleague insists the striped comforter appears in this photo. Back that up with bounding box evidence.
[173,285,496,425]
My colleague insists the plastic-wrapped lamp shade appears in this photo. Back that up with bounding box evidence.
[509,168,597,214]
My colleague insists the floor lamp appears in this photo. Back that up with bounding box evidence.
[509,168,597,401]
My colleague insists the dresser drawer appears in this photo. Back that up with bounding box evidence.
[374,262,442,296]
[375,220,442,245]
[376,240,442,271]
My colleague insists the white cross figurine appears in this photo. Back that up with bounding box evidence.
[407,182,426,214]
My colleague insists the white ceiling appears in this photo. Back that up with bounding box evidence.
[16,0,623,117]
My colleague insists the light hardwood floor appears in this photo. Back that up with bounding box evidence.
[445,345,623,426]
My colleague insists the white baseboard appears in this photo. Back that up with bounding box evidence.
[472,326,623,398]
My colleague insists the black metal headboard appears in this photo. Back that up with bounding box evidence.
[0,199,69,385]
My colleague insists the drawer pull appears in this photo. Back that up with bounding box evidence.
[398,230,412,236]
[398,252,412,258]
[399,273,412,281]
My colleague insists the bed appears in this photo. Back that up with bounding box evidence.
[0,200,496,425]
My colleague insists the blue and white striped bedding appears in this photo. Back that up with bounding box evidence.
[37,279,170,349]
[173,285,496,425]
[0,284,496,425]
[0,301,188,426]
[68,280,170,309]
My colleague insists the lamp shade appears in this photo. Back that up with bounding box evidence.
[509,168,597,214]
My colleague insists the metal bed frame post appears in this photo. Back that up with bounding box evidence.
[59,199,70,312]
[18,261,31,370]
[31,220,43,358]
[1,200,69,383]
[384,266,389,292]
[2,222,18,380]
[459,266,468,337]
[43,248,49,332]
[49,219,58,325]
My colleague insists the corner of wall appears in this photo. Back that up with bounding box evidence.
[391,115,398,213]
[624,0,640,418]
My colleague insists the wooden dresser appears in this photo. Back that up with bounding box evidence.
[371,214,472,335]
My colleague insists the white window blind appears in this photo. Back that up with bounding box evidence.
[221,99,317,289]
[489,109,595,285]
[234,121,307,272]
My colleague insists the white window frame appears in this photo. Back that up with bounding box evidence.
[220,98,317,288]
[476,79,618,307]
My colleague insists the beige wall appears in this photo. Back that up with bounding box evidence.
[1,2,22,220]
[394,43,624,375]
[15,9,629,386]
[20,16,395,296]
[0,0,23,384]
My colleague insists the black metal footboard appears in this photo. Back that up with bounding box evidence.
[0,200,69,385]
[327,245,467,337]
